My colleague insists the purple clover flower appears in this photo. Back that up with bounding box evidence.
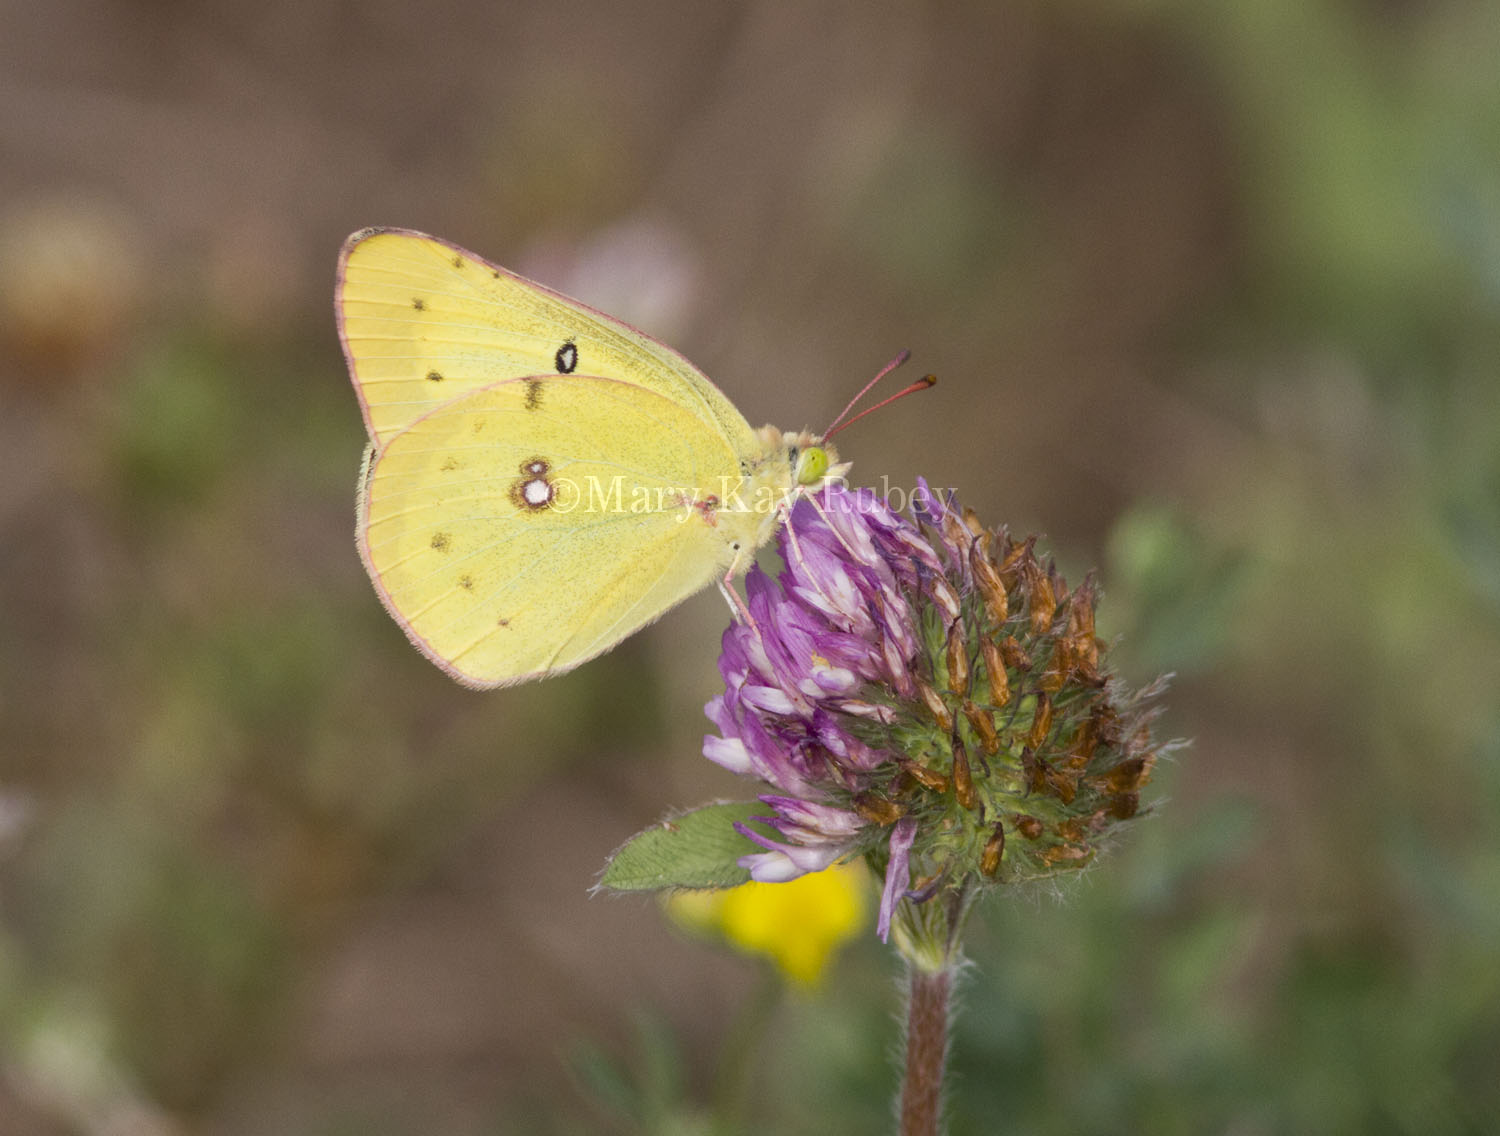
[705,482,1169,943]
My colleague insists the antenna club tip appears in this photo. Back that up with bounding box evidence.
[821,350,932,439]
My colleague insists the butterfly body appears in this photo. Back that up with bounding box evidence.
[338,228,844,688]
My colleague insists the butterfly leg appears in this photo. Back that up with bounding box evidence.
[717,577,753,626]
[780,498,810,569]
[716,533,764,629]
[779,490,858,618]
[717,569,757,630]
[803,492,861,561]
[783,490,897,634]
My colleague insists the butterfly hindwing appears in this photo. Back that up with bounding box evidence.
[359,374,765,688]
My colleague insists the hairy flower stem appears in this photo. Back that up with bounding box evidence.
[899,962,953,1136]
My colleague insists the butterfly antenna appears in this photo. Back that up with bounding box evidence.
[824,350,910,437]
[824,352,936,441]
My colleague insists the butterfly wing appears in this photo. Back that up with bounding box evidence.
[359,374,772,688]
[337,227,760,451]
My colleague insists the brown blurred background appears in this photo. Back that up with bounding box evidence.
[2,2,1498,1133]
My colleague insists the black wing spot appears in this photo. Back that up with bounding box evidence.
[412,298,426,311]
[525,379,544,410]
[426,370,443,383]
[458,574,474,590]
[555,342,578,374]
[452,254,465,269]
[431,531,452,552]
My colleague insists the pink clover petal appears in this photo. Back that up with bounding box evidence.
[828,699,899,724]
[702,735,753,775]
[805,665,858,696]
[742,684,799,717]
[738,850,806,882]
[758,795,865,838]
[703,694,739,739]
[738,843,847,881]
[878,816,918,942]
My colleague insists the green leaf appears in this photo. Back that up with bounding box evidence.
[597,801,772,893]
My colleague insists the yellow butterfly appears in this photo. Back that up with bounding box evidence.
[337,228,852,688]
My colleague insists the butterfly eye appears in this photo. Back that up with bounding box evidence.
[795,446,830,486]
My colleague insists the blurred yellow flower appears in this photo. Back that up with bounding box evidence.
[664,860,870,987]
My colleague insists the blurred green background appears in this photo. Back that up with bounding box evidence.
[2,1,1499,1133]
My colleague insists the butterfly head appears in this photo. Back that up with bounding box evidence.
[784,429,849,490]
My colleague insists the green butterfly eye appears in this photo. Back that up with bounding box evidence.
[796,446,830,485]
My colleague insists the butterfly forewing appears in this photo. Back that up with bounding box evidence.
[338,228,759,452]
